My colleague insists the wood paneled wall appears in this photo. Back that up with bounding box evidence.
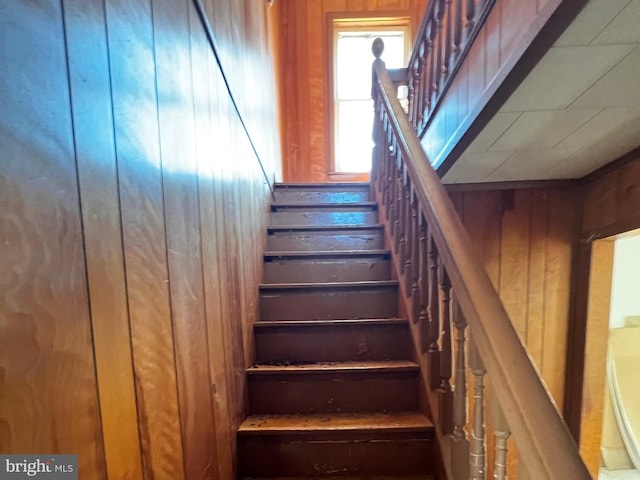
[448,186,580,408]
[0,1,280,479]
[279,0,428,183]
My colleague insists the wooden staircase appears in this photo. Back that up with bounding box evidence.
[238,183,436,479]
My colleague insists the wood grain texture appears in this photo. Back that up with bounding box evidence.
[1,1,280,479]
[279,0,428,182]
[63,0,144,477]
[452,187,579,408]
[0,1,106,477]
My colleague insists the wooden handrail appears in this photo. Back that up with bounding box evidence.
[371,42,590,479]
[406,0,495,137]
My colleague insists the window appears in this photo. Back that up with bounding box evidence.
[331,19,410,174]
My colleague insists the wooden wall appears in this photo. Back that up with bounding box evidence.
[279,0,428,183]
[448,186,580,409]
[0,1,280,479]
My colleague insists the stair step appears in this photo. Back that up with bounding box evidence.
[270,202,378,226]
[254,318,410,363]
[247,361,419,414]
[274,183,370,203]
[263,250,391,283]
[259,281,398,321]
[238,411,433,435]
[238,412,434,477]
[266,225,385,251]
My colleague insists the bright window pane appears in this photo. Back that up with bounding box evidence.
[335,29,406,172]
[335,99,374,172]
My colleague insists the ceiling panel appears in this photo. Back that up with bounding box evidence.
[555,0,630,46]
[489,109,601,151]
[466,112,521,152]
[592,0,640,45]
[500,45,634,111]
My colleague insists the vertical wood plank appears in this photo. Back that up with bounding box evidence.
[105,0,186,476]
[0,1,106,477]
[63,0,143,476]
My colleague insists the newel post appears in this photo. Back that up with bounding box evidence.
[371,38,385,199]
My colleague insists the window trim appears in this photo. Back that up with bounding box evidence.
[326,13,412,178]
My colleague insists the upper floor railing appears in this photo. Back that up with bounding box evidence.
[407,0,494,137]
[371,38,590,479]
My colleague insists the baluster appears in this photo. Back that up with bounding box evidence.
[404,185,414,293]
[453,0,463,60]
[407,58,416,125]
[420,22,434,132]
[469,337,487,480]
[387,139,397,225]
[415,41,426,131]
[490,396,511,480]
[439,266,453,434]
[393,156,402,254]
[451,301,470,480]
[427,20,437,117]
[432,0,445,108]
[410,194,420,318]
[383,125,393,216]
[418,214,429,353]
[466,0,476,41]
[399,168,408,272]
[427,234,440,389]
[443,0,453,83]
[371,95,381,187]
[452,301,468,440]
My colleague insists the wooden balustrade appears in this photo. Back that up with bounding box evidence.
[407,0,495,137]
[371,39,590,480]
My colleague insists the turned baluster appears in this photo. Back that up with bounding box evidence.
[442,0,453,82]
[371,96,381,186]
[416,41,427,130]
[387,138,397,226]
[452,301,468,440]
[418,215,430,351]
[398,168,409,272]
[410,194,420,314]
[408,57,417,125]
[393,157,402,254]
[490,396,511,480]
[432,0,446,106]
[469,337,487,480]
[448,301,470,480]
[383,123,393,215]
[427,234,441,389]
[403,185,414,292]
[453,0,463,60]
[466,0,476,41]
[439,266,453,433]
[420,22,434,131]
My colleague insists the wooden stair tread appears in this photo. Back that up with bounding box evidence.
[268,224,383,232]
[248,360,418,375]
[274,182,369,188]
[255,318,407,328]
[264,250,390,259]
[259,280,398,290]
[239,411,433,434]
[272,201,377,208]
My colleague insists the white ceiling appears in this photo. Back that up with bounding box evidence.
[443,0,640,184]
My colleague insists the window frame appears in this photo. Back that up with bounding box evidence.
[326,14,412,180]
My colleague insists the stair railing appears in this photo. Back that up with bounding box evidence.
[371,38,590,480]
[407,0,495,137]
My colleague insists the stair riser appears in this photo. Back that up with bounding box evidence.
[270,210,378,226]
[273,190,369,203]
[248,372,418,414]
[259,287,397,320]
[255,323,411,363]
[267,231,384,251]
[263,257,391,283]
[238,436,434,477]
